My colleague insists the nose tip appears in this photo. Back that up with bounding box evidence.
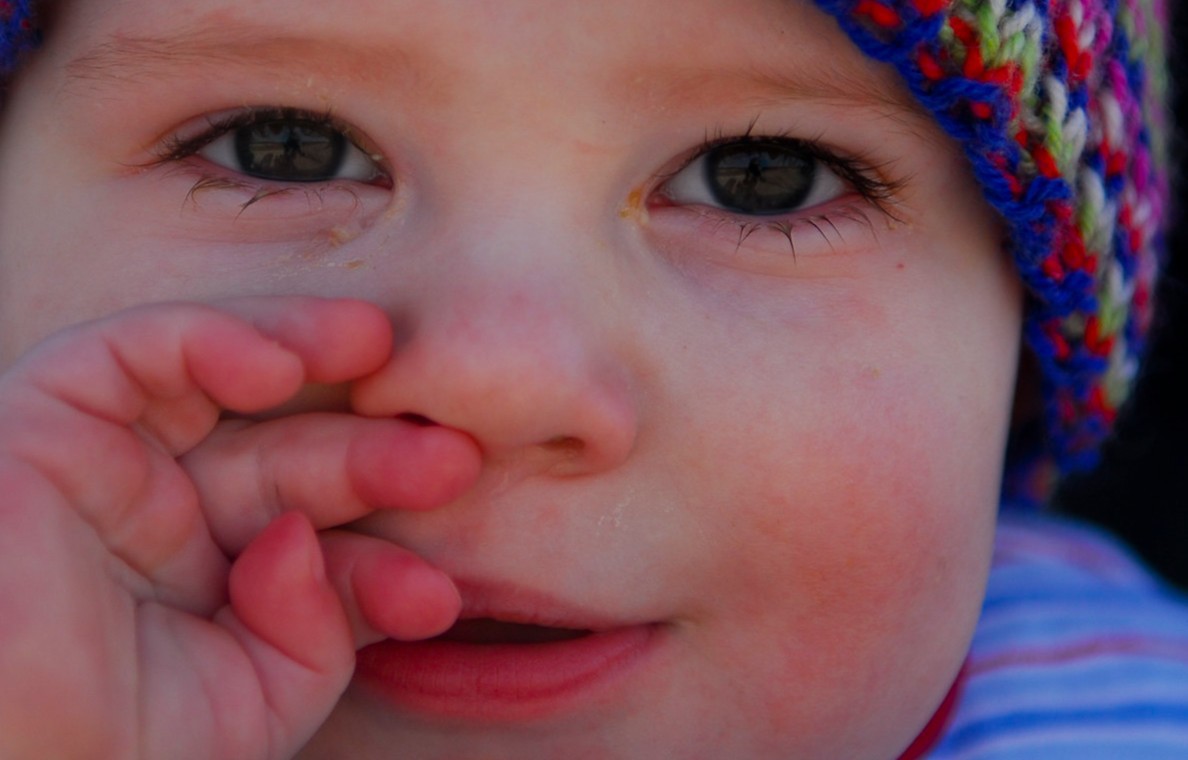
[350,294,638,477]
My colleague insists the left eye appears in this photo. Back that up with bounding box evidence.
[660,138,845,216]
[199,116,382,183]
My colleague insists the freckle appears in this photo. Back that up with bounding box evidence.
[861,365,881,380]
[342,260,366,270]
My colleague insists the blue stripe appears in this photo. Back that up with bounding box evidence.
[930,515,1188,755]
[938,704,1188,755]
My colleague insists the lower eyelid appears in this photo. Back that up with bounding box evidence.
[644,193,884,260]
[153,163,394,235]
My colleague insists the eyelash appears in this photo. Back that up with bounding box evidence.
[667,127,904,250]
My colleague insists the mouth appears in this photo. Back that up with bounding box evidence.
[353,586,663,721]
[437,618,594,645]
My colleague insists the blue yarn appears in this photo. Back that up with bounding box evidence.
[0,0,37,79]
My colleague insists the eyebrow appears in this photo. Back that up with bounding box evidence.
[639,57,930,129]
[62,27,398,94]
[61,24,929,130]
[759,63,926,120]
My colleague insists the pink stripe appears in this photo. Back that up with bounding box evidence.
[969,636,1188,676]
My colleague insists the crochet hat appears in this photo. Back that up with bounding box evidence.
[813,0,1170,499]
[0,0,1170,499]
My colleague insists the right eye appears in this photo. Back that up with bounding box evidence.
[659,138,846,217]
[192,110,385,184]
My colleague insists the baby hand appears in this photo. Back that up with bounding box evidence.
[0,299,479,760]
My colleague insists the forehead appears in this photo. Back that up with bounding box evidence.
[47,0,926,124]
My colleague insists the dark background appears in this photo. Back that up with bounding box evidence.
[1055,3,1188,588]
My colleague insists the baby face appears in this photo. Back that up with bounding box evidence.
[0,0,1022,756]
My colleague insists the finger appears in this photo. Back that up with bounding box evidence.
[320,529,461,647]
[222,512,356,757]
[2,297,393,457]
[216,296,393,385]
[0,301,300,610]
[139,296,394,453]
[0,299,396,610]
[102,442,229,615]
[1,302,300,425]
[227,513,355,679]
[0,392,229,613]
[182,413,482,554]
[139,513,355,760]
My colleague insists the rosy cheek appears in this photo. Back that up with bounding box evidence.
[702,373,998,747]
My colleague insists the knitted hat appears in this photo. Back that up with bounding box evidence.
[0,2,32,75]
[813,0,1170,500]
[0,0,1170,499]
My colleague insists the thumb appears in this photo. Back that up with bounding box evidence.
[140,513,354,760]
[224,512,356,757]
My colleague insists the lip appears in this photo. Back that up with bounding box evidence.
[353,580,664,722]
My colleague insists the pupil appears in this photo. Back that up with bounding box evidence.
[235,120,346,182]
[705,141,815,214]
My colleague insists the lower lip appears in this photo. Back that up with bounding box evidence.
[354,624,662,721]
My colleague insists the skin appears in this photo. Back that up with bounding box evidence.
[0,0,1024,757]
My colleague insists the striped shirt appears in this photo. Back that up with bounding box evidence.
[929,514,1188,758]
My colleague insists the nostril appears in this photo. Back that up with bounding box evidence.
[397,412,438,427]
[542,435,585,454]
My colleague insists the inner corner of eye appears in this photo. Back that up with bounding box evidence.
[657,157,707,202]
[197,132,238,167]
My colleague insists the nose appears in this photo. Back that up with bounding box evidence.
[350,226,639,477]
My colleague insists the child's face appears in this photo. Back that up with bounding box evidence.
[0,0,1023,756]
